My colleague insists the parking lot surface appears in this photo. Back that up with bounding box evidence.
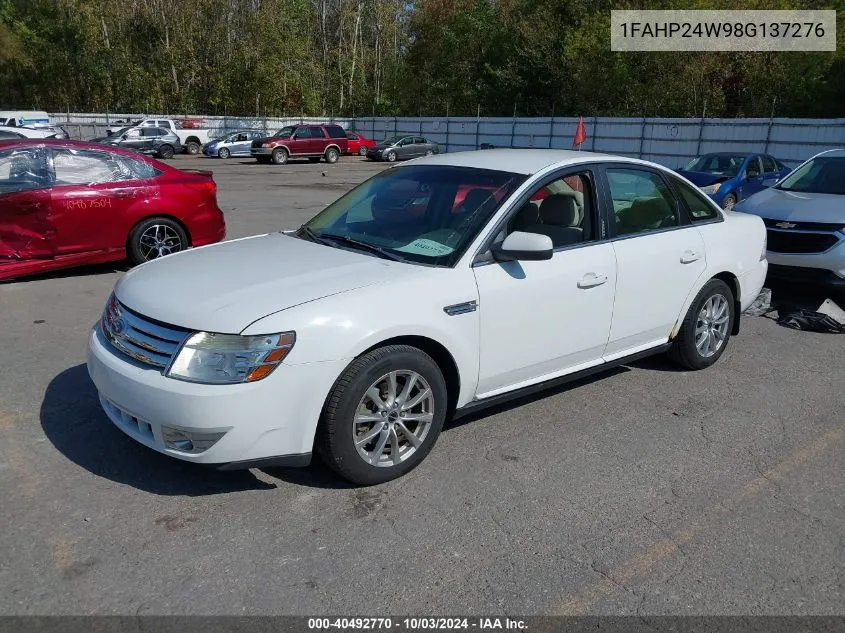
[1,155,843,615]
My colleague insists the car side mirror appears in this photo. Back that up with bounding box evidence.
[762,177,779,187]
[491,231,553,262]
[121,134,128,140]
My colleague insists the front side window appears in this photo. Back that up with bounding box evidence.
[273,126,295,139]
[301,165,526,267]
[0,147,47,193]
[762,156,778,173]
[293,127,311,139]
[777,155,845,195]
[745,157,762,178]
[500,172,595,249]
[670,175,720,221]
[607,168,679,237]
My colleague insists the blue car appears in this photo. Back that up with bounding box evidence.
[677,153,791,211]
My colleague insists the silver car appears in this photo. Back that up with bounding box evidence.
[736,148,845,290]
[366,135,440,162]
[203,130,266,159]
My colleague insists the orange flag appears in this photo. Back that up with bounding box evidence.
[573,116,587,149]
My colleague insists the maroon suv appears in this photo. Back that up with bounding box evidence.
[250,124,349,165]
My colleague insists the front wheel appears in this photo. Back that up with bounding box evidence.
[385,150,396,162]
[721,193,737,211]
[358,146,368,156]
[128,217,188,265]
[324,147,339,163]
[317,345,448,485]
[157,144,175,159]
[272,148,288,165]
[218,147,230,159]
[669,279,734,370]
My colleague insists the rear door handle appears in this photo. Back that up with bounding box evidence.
[578,273,608,289]
[680,250,701,264]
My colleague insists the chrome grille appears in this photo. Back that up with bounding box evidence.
[102,295,190,369]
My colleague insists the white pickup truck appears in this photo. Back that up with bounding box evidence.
[106,118,221,154]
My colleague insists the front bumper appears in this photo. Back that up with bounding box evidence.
[250,148,273,156]
[86,325,346,467]
[765,239,845,288]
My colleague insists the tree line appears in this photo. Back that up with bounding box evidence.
[1,0,843,118]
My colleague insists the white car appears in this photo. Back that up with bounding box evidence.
[736,148,845,291]
[86,150,768,484]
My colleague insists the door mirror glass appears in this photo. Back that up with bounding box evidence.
[492,231,553,262]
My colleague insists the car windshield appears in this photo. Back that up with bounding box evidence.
[273,126,295,138]
[777,156,845,194]
[299,165,526,267]
[684,154,746,177]
[112,127,131,136]
[383,136,405,145]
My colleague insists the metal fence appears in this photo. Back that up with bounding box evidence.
[52,113,845,168]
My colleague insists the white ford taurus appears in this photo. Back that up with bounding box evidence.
[87,149,768,484]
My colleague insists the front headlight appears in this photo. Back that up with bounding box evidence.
[261,143,272,148]
[167,331,295,384]
[701,183,721,194]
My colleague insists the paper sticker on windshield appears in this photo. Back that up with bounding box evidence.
[396,239,454,257]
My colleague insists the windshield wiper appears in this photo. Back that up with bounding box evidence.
[318,233,408,262]
[298,225,332,245]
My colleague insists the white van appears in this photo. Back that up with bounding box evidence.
[0,111,51,127]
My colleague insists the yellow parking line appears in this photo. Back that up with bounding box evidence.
[556,423,845,615]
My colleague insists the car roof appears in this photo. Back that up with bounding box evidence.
[0,138,171,163]
[814,148,845,158]
[395,148,655,175]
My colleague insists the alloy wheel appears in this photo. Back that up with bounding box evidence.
[695,294,730,357]
[138,224,183,260]
[353,370,434,467]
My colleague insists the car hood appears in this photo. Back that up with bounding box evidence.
[736,187,845,222]
[372,143,395,150]
[115,233,405,333]
[676,170,732,187]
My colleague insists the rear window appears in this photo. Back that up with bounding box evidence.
[325,125,348,139]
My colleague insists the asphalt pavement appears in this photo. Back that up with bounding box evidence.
[0,154,843,616]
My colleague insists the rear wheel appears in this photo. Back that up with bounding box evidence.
[317,345,447,485]
[272,148,288,165]
[669,279,734,370]
[324,147,340,164]
[128,217,188,265]
[157,144,175,159]
[218,147,230,159]
[185,140,201,155]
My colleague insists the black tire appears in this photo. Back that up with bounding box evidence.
[358,146,367,156]
[157,144,175,159]
[669,279,735,370]
[317,345,448,485]
[185,140,201,155]
[127,217,188,266]
[324,147,340,163]
[385,150,397,162]
[308,157,321,163]
[272,148,288,165]
[218,147,230,159]
[721,193,737,211]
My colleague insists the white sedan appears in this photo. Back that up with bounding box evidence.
[87,150,768,485]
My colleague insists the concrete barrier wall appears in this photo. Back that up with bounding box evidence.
[51,113,845,168]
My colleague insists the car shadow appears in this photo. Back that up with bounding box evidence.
[41,364,276,496]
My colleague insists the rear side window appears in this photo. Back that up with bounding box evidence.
[142,128,163,137]
[670,175,720,221]
[325,125,347,139]
[607,168,679,237]
[415,137,426,144]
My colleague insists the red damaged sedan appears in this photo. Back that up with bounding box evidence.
[345,131,377,156]
[0,139,226,281]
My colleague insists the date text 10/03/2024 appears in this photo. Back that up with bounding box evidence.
[307,618,528,630]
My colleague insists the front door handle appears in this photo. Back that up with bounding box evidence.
[578,273,608,289]
[680,250,702,264]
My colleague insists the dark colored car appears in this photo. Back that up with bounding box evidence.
[345,131,377,156]
[677,153,791,211]
[93,126,182,159]
[0,139,226,281]
[366,135,440,162]
[250,124,349,165]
